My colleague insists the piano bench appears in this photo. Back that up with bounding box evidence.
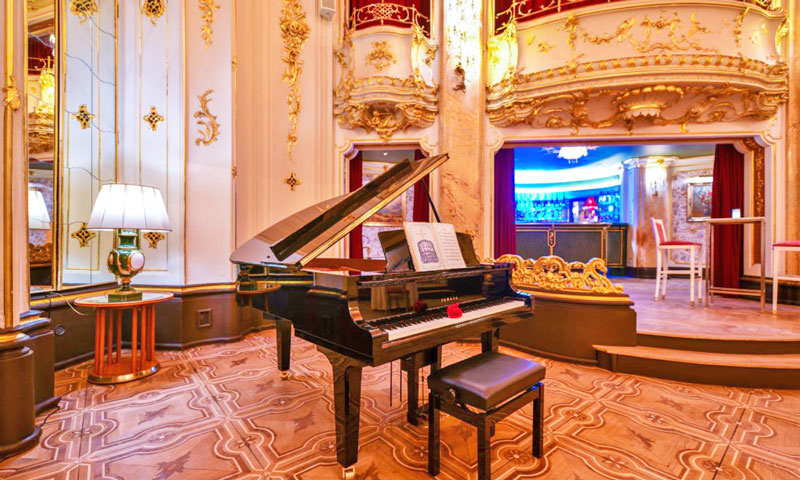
[426,351,545,480]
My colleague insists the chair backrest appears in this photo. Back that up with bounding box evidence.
[651,218,668,247]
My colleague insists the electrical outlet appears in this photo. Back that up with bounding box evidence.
[196,308,212,329]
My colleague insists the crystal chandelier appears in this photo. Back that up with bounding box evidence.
[557,146,589,164]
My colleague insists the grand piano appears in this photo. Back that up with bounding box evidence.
[231,153,531,478]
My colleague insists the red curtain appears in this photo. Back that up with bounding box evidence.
[412,150,430,222]
[348,153,364,259]
[351,0,430,34]
[711,144,744,289]
[494,148,517,258]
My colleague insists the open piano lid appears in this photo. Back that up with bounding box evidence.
[230,153,449,269]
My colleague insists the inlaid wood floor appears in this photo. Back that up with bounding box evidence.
[1,329,799,480]
[620,278,800,340]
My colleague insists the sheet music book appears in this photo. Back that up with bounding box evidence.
[403,222,467,271]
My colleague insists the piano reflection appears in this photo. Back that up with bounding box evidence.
[231,153,531,478]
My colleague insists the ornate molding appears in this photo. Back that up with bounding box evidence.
[280,0,310,165]
[143,231,166,249]
[198,0,220,50]
[143,0,166,26]
[69,0,98,24]
[71,223,96,248]
[143,106,164,131]
[2,74,21,111]
[283,172,302,191]
[194,90,219,146]
[492,255,624,295]
[742,137,765,218]
[365,41,397,72]
[72,104,94,130]
[29,243,53,264]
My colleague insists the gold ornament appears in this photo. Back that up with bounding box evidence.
[143,0,166,26]
[283,172,302,191]
[143,106,165,131]
[194,90,219,146]
[280,0,310,164]
[71,222,96,248]
[72,104,94,130]
[143,231,166,249]
[492,255,624,295]
[365,41,397,72]
[2,74,21,111]
[198,0,220,50]
[70,0,98,24]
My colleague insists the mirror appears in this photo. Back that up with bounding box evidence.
[26,0,57,292]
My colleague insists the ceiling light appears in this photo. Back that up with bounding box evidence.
[382,152,388,156]
[557,146,589,163]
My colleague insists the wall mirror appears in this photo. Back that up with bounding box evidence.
[26,0,118,293]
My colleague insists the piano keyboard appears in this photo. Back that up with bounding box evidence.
[380,298,527,341]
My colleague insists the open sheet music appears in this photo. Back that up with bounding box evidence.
[403,222,467,271]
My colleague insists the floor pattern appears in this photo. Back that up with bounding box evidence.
[1,329,798,480]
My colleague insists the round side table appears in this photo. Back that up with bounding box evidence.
[75,292,173,384]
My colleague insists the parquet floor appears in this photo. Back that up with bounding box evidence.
[1,329,799,480]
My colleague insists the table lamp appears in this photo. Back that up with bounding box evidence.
[28,189,51,230]
[86,184,170,302]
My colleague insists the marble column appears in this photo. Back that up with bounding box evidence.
[437,0,486,252]
[785,0,800,273]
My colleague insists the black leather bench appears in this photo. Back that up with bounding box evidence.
[427,351,546,480]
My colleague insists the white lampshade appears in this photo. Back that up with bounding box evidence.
[87,183,171,231]
[28,189,51,230]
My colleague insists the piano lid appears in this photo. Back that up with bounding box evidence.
[230,153,449,268]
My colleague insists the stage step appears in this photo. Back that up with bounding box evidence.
[637,331,800,355]
[594,344,800,389]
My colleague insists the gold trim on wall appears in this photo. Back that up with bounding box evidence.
[69,0,96,24]
[198,0,220,50]
[3,0,17,326]
[142,0,165,26]
[280,0,309,168]
[70,222,95,248]
[194,89,219,146]
[143,231,165,248]
[143,105,164,131]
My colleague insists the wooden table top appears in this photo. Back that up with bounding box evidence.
[75,292,174,308]
[705,216,765,225]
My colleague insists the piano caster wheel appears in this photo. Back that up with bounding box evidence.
[343,466,356,480]
[280,371,289,380]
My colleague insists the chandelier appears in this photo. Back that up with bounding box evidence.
[557,146,589,163]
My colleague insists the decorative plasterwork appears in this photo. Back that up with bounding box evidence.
[143,0,166,26]
[71,223,96,248]
[69,0,97,24]
[280,0,310,166]
[194,90,219,146]
[334,25,438,141]
[2,75,21,111]
[492,254,624,295]
[742,137,765,218]
[283,172,302,191]
[143,231,166,249]
[143,106,164,131]
[72,104,94,129]
[365,41,397,72]
[198,0,220,50]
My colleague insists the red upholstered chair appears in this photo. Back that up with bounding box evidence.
[772,240,800,314]
[651,218,704,305]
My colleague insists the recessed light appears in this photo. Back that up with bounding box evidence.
[383,152,388,156]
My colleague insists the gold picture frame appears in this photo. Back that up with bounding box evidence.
[687,177,713,222]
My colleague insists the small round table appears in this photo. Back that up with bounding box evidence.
[75,292,173,384]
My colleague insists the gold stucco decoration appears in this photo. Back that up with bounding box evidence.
[283,172,302,191]
[365,41,397,72]
[69,0,98,24]
[143,106,165,131]
[71,222,96,248]
[72,104,94,129]
[198,0,220,50]
[2,75,21,111]
[143,0,166,26]
[143,231,166,249]
[194,89,219,146]
[492,255,624,295]
[280,0,310,166]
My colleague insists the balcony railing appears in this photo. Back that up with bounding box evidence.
[349,1,431,36]
[495,0,780,34]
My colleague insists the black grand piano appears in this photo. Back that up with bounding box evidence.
[231,153,531,478]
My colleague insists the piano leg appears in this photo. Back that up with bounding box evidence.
[319,347,365,475]
[275,317,292,379]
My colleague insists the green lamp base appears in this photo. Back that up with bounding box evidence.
[106,228,146,303]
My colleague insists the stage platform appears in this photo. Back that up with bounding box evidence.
[593,278,800,389]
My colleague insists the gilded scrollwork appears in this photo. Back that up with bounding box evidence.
[283,172,302,191]
[143,106,164,131]
[69,0,97,24]
[280,0,310,165]
[71,223,96,248]
[143,0,166,26]
[492,255,625,295]
[194,90,219,146]
[365,41,397,72]
[198,0,220,50]
[2,75,21,111]
[143,231,166,249]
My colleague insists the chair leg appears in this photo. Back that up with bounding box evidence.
[690,247,696,306]
[428,392,440,476]
[773,248,779,315]
[654,248,662,302]
[477,421,492,480]
[532,383,544,458]
[661,251,668,299]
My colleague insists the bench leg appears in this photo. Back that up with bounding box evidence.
[533,383,544,458]
[477,421,492,480]
[427,392,440,475]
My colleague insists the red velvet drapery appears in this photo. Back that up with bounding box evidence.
[494,148,517,258]
[711,144,744,289]
[493,0,610,33]
[412,150,430,222]
[348,152,364,259]
[350,0,430,34]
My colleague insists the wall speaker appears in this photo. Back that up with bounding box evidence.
[319,0,335,20]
